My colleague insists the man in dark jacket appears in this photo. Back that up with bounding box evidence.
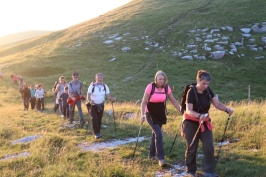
[21,84,31,110]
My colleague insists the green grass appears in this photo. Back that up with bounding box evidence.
[0,0,266,176]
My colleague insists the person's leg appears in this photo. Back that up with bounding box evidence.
[91,106,99,135]
[69,104,75,123]
[183,120,200,174]
[66,105,69,118]
[37,99,41,111]
[200,124,216,174]
[96,105,104,136]
[145,113,164,160]
[26,98,29,110]
[59,99,63,115]
[63,105,66,117]
[76,100,84,123]
[41,98,44,111]
[23,97,26,110]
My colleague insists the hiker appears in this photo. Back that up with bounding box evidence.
[182,70,233,177]
[68,72,85,124]
[52,79,59,114]
[13,74,18,85]
[21,83,31,110]
[35,84,45,112]
[140,70,181,167]
[59,86,70,118]
[87,73,114,139]
[55,76,68,117]
[30,85,36,110]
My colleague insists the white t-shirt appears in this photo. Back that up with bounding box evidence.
[35,88,45,98]
[87,83,110,104]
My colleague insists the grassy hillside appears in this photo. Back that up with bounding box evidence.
[0,0,266,176]
[0,30,52,49]
[0,76,266,177]
[0,0,265,103]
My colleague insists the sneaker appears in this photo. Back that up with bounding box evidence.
[158,160,165,167]
[148,156,157,160]
[94,135,99,139]
[203,172,219,177]
[61,115,64,118]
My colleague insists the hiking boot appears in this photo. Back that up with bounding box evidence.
[158,160,165,167]
[203,172,219,177]
[148,156,157,160]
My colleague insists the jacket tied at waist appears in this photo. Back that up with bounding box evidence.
[181,113,214,137]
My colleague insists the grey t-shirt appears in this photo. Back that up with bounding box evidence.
[68,80,82,96]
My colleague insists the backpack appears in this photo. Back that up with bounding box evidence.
[147,82,169,110]
[52,81,59,94]
[180,83,212,115]
[91,82,106,93]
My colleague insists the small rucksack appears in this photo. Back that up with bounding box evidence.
[180,83,212,115]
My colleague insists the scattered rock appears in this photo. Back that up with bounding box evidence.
[181,56,193,60]
[255,56,264,59]
[251,24,266,33]
[1,152,30,161]
[109,57,116,62]
[78,137,146,152]
[193,55,206,60]
[225,26,233,31]
[240,28,251,33]
[122,47,131,51]
[262,37,266,44]
[210,51,225,59]
[103,40,114,44]
[242,33,251,37]
[11,135,41,145]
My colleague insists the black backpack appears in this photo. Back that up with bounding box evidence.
[91,82,106,93]
[180,83,211,115]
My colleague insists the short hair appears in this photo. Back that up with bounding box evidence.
[95,73,103,78]
[196,70,212,82]
[154,70,168,86]
[64,86,68,90]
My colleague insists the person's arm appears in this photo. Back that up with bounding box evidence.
[140,92,150,123]
[211,97,233,116]
[167,92,181,114]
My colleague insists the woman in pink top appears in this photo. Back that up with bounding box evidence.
[141,70,181,167]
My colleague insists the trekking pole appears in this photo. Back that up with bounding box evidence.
[111,101,116,134]
[133,122,143,158]
[216,109,233,161]
[169,120,182,153]
[188,113,208,150]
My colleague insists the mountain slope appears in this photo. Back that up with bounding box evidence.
[0,30,52,48]
[0,0,265,102]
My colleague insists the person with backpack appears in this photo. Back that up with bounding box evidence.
[140,70,181,167]
[68,72,85,124]
[35,84,45,112]
[55,76,68,117]
[21,83,31,110]
[87,73,114,139]
[30,85,36,110]
[182,70,233,177]
[52,80,59,114]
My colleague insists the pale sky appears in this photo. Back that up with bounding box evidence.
[0,0,131,37]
